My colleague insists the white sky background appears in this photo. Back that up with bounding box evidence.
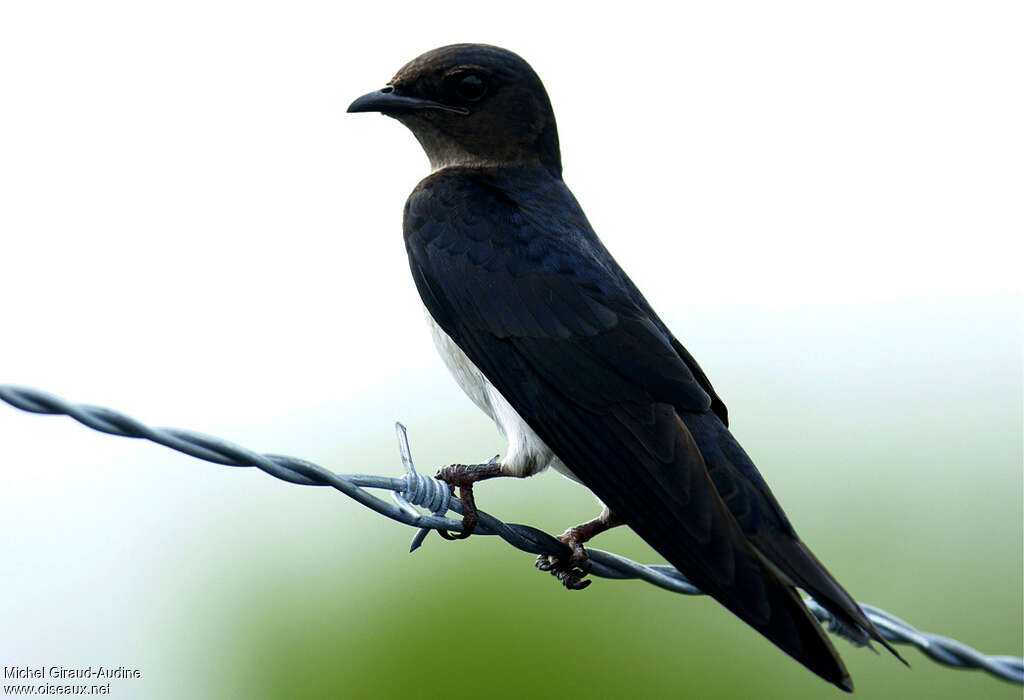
[1,2,1020,419]
[0,0,1021,681]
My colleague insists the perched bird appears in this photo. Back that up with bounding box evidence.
[348,43,901,691]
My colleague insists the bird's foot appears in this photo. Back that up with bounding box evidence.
[435,462,503,540]
[535,510,623,591]
[535,525,594,590]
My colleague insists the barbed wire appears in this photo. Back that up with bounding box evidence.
[1,383,1021,685]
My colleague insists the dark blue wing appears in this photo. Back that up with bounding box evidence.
[403,167,855,685]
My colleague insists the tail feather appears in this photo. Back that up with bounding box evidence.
[726,552,856,692]
[634,512,856,691]
[692,413,908,667]
[755,535,908,666]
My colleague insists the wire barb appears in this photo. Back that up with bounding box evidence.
[391,422,451,551]
[1,384,1021,686]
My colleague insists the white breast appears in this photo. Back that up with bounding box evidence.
[424,308,580,482]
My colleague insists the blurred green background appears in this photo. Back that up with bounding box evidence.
[131,297,1020,699]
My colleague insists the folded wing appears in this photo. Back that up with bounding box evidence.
[404,169,858,689]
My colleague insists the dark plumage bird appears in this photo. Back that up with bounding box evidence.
[348,43,902,692]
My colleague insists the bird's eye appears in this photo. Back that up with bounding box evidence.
[453,73,487,102]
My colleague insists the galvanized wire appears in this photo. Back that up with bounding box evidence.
[1,383,1021,685]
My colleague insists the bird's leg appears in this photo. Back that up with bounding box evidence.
[536,507,624,590]
[434,462,504,540]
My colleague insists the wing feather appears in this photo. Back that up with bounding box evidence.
[403,168,861,688]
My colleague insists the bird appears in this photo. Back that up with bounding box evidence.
[347,43,903,692]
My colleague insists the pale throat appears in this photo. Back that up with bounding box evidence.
[404,121,532,172]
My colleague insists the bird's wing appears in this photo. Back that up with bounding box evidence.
[669,335,729,426]
[404,170,851,690]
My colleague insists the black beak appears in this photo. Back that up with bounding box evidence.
[347,87,469,115]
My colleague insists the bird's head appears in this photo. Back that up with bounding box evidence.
[348,44,562,178]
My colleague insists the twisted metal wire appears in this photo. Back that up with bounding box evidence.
[1,384,1021,685]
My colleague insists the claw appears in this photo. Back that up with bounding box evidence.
[437,487,477,540]
[555,568,592,590]
[433,462,503,540]
[534,529,594,590]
